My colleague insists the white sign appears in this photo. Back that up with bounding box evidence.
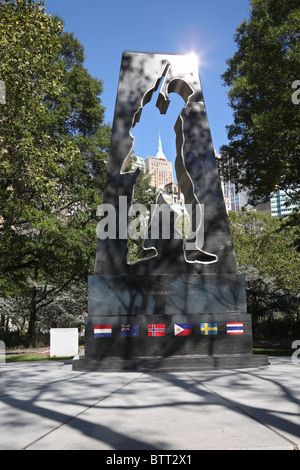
[50,328,78,357]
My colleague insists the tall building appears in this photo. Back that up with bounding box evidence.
[270,189,299,217]
[145,136,174,190]
[215,150,234,212]
[220,179,232,213]
[214,150,249,213]
[228,182,242,211]
[255,188,299,217]
[162,182,184,205]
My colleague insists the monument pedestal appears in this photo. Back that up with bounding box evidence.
[72,354,268,371]
[72,274,268,370]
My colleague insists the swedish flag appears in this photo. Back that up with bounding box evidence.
[201,323,218,335]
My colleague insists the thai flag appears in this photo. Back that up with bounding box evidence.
[226,322,243,335]
[94,325,112,337]
[174,323,192,336]
[148,324,165,336]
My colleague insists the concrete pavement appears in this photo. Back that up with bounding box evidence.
[0,356,299,450]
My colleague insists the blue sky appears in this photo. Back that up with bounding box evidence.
[45,0,251,169]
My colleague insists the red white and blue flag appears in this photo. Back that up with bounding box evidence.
[226,322,243,335]
[94,325,112,337]
[174,323,192,336]
[121,324,139,337]
[148,324,165,336]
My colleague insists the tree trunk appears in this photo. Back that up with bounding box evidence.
[27,264,38,338]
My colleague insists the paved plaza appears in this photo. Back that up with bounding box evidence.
[0,357,299,450]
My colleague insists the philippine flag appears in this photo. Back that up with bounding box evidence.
[148,324,165,336]
[174,323,192,336]
[226,322,243,335]
[94,325,112,337]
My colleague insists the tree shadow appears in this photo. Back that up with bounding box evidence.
[0,359,298,449]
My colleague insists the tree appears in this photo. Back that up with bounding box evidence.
[228,210,300,339]
[126,157,158,263]
[0,1,110,337]
[228,210,300,293]
[241,265,299,339]
[220,0,300,208]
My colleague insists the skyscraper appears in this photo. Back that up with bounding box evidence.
[145,136,174,190]
[270,189,299,217]
[214,150,249,213]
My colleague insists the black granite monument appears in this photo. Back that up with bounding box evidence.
[72,51,268,371]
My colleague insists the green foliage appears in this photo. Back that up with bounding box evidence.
[0,329,49,349]
[221,0,300,208]
[241,264,299,337]
[0,1,111,336]
[229,210,300,293]
[0,281,86,331]
[228,210,300,339]
[222,0,300,336]
[126,162,158,263]
[6,354,74,362]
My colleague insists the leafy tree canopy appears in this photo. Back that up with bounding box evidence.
[0,0,110,335]
[228,210,300,294]
[221,0,300,208]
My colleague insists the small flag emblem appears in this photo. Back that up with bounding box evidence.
[148,324,165,336]
[174,323,192,336]
[201,323,218,335]
[121,324,139,337]
[94,325,112,337]
[226,322,243,334]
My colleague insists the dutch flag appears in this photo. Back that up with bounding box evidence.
[94,325,112,337]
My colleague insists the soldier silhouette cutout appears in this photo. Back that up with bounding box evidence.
[126,79,218,267]
[94,52,238,276]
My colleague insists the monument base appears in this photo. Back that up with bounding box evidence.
[71,274,269,371]
[72,353,269,371]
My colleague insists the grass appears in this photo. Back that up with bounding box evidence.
[2,347,294,363]
[253,348,293,356]
[5,354,74,363]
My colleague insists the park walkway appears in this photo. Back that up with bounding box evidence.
[0,356,299,450]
